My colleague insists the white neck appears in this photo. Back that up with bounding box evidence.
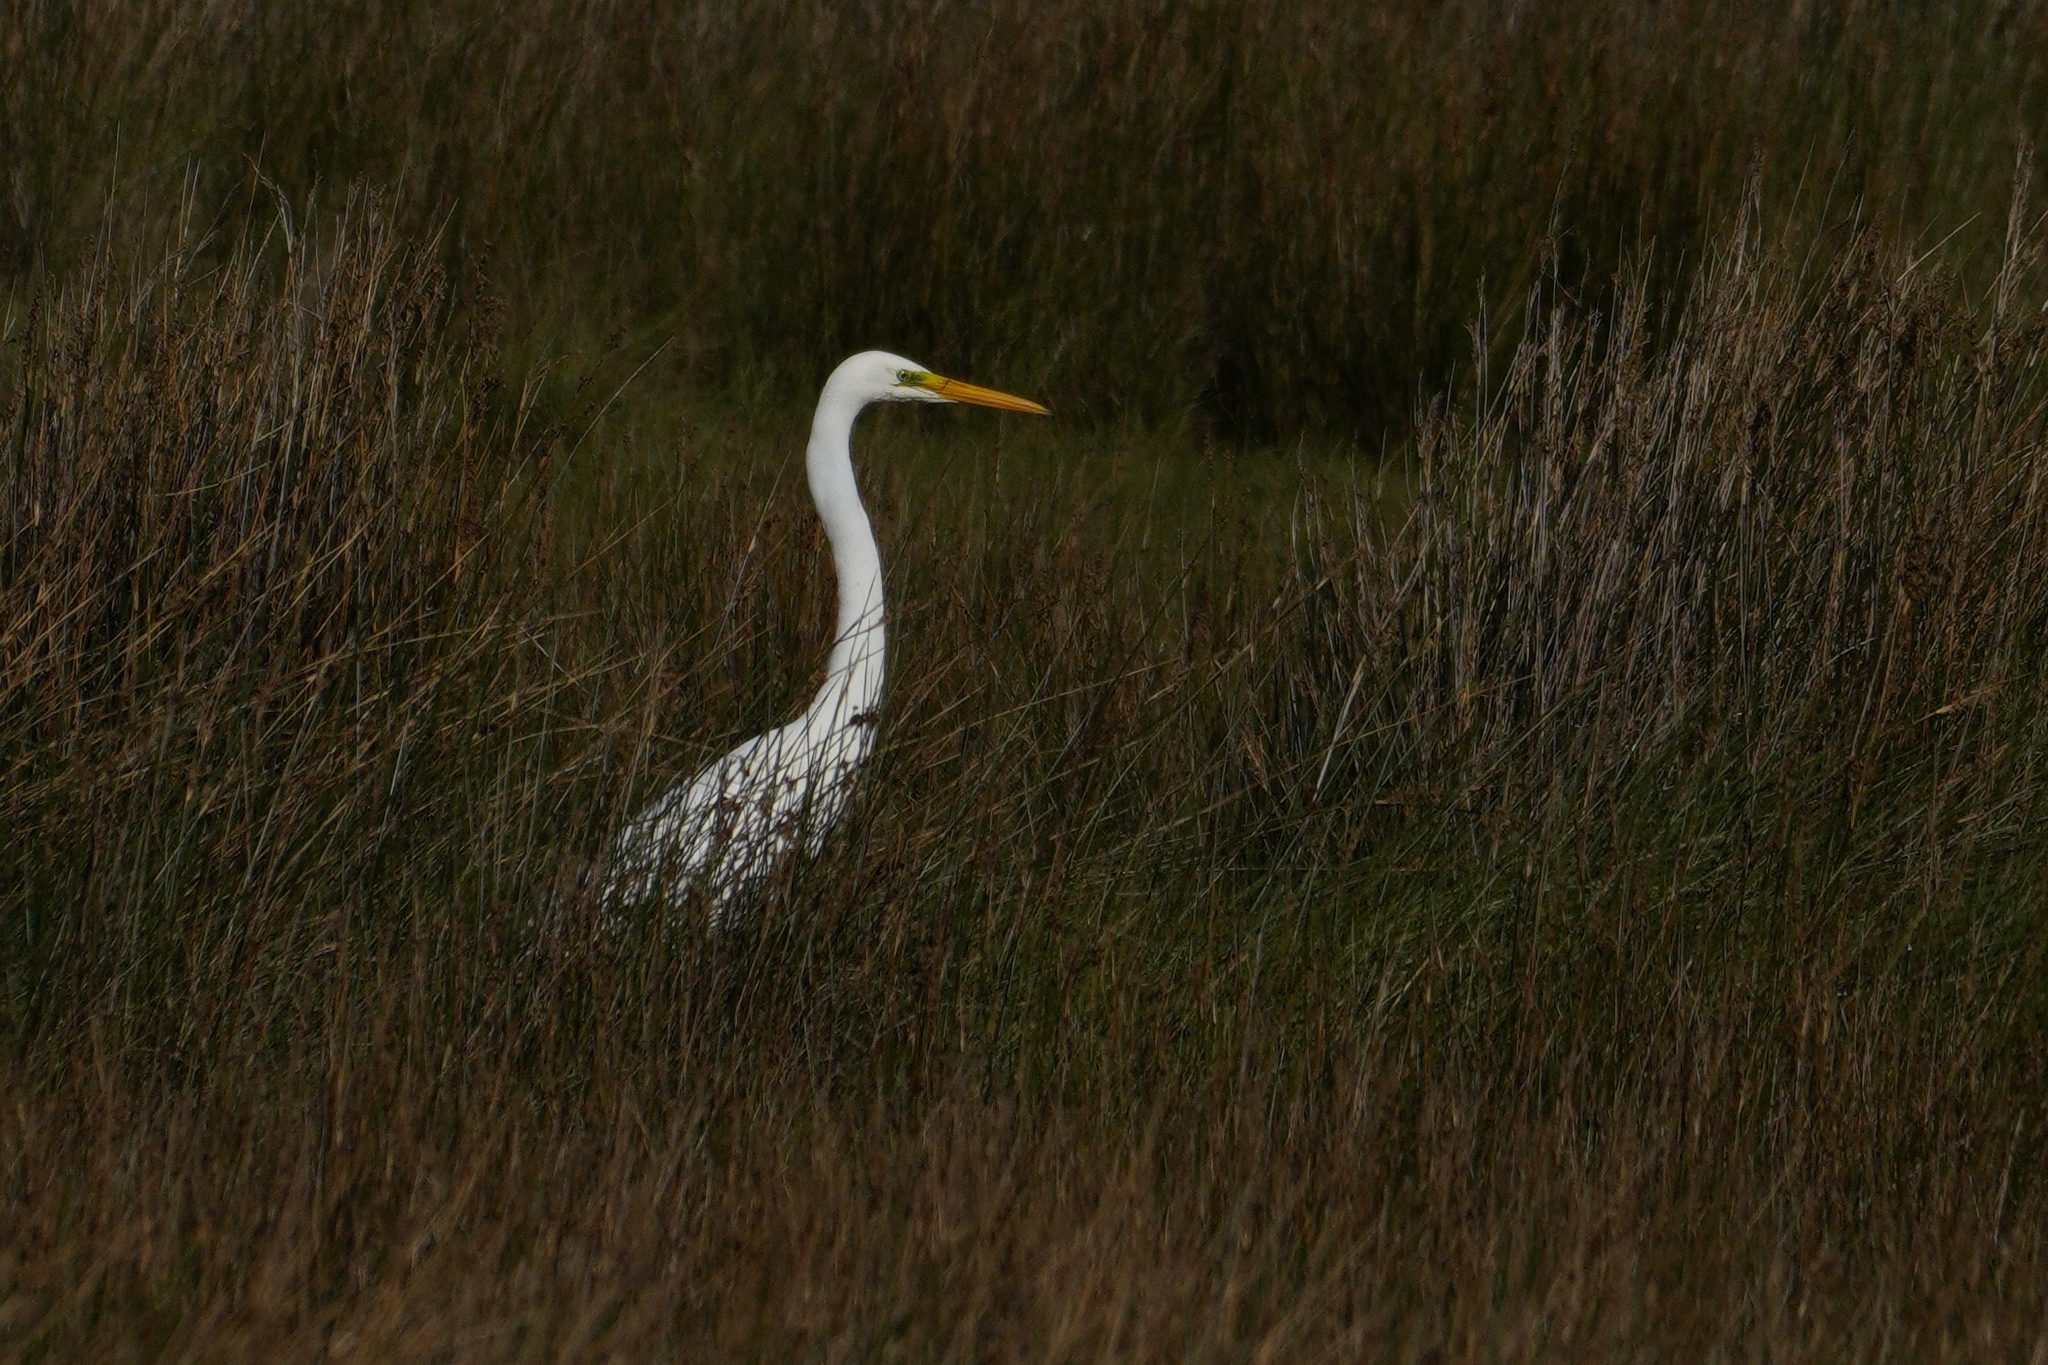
[802,378,887,730]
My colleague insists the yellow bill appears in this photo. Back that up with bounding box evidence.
[915,373,1051,415]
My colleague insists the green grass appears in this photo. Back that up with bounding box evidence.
[6,0,2048,433]
[4,2,2048,1360]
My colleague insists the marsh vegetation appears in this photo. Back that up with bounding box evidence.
[4,1,2047,1358]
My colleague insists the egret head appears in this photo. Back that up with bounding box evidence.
[835,350,1051,414]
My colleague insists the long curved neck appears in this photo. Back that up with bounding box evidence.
[804,384,886,727]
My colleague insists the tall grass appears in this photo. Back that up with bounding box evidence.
[3,0,2046,432]
[4,178,2047,1357]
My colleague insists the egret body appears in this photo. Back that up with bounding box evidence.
[603,351,1048,923]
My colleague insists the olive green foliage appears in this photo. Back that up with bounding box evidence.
[5,0,2045,431]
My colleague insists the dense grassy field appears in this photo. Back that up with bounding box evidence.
[6,1,2048,1360]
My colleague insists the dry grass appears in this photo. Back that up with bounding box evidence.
[5,2,2048,1360]
[3,188,2046,1359]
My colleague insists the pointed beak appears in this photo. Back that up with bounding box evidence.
[919,374,1051,415]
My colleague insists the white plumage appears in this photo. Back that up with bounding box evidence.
[602,350,1047,924]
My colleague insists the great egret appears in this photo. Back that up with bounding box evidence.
[602,350,1049,923]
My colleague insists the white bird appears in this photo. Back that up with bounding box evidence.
[602,350,1049,924]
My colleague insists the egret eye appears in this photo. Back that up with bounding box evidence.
[896,369,913,385]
